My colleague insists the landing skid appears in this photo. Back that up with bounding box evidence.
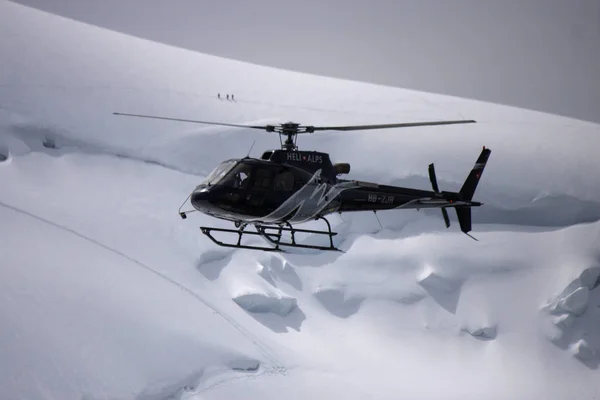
[200,226,283,251]
[200,216,342,252]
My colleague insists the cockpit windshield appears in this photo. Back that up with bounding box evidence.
[201,161,237,185]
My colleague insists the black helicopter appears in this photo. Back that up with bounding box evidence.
[113,112,491,252]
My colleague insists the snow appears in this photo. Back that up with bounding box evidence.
[1,1,600,399]
[556,287,590,316]
[580,266,600,290]
[231,263,298,317]
[232,290,297,316]
[462,324,498,340]
[572,339,596,362]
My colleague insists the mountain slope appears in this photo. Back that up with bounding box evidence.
[1,1,600,399]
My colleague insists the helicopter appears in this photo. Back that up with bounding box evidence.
[113,112,491,252]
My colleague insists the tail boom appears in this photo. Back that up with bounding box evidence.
[335,147,491,239]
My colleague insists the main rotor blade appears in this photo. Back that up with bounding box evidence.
[112,112,269,130]
[310,119,476,132]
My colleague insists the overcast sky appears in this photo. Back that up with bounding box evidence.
[13,0,600,123]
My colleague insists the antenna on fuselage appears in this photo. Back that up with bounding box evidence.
[373,210,383,230]
[245,140,256,158]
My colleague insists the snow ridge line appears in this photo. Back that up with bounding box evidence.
[2,120,203,176]
[0,83,401,118]
[0,200,286,375]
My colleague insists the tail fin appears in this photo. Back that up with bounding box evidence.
[455,147,491,239]
[459,146,492,201]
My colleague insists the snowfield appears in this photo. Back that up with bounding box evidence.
[2,1,600,399]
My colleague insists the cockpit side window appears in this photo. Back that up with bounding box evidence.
[253,168,273,189]
[289,167,311,190]
[274,169,294,191]
[245,166,275,208]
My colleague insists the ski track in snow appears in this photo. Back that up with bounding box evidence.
[0,200,287,380]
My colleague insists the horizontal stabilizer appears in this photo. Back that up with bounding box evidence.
[455,207,471,233]
[441,207,451,228]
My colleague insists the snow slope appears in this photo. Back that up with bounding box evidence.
[2,1,600,399]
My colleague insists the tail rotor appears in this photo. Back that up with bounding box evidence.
[428,146,492,240]
[428,163,451,228]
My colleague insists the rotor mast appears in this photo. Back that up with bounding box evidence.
[279,122,302,151]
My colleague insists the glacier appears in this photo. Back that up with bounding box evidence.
[1,1,600,399]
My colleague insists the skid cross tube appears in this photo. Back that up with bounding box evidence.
[200,226,283,252]
[256,216,341,252]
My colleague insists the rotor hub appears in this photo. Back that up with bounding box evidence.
[277,122,306,151]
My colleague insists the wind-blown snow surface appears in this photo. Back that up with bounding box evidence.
[2,1,600,399]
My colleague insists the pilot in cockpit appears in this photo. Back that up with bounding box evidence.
[233,166,252,189]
